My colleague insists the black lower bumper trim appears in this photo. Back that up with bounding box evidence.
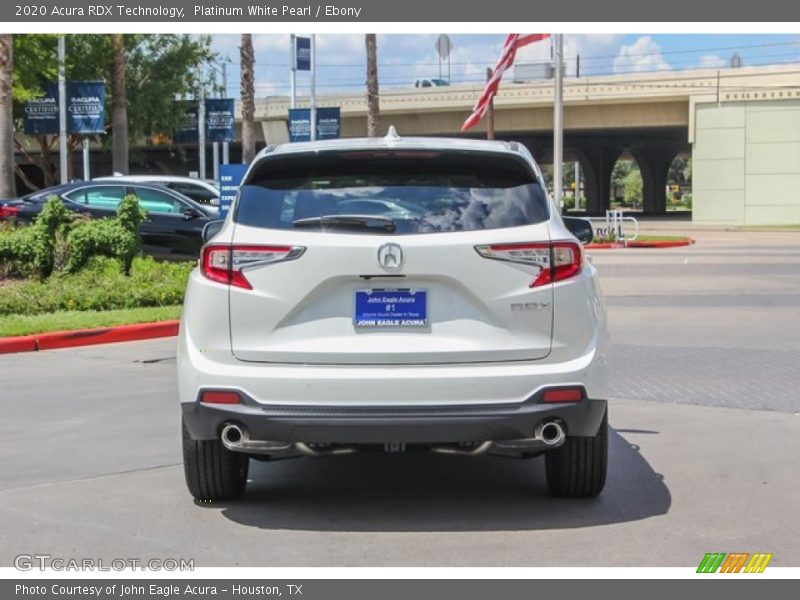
[182,393,607,444]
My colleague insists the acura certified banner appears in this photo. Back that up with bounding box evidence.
[23,81,105,135]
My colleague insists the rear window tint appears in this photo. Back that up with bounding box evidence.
[234,150,548,234]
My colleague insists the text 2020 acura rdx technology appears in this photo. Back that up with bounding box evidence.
[178,132,608,501]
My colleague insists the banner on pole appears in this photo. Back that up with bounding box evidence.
[316,107,341,140]
[24,81,106,135]
[66,81,106,134]
[174,101,199,144]
[24,83,60,135]
[205,98,236,143]
[294,36,311,71]
[288,107,340,142]
[218,163,249,219]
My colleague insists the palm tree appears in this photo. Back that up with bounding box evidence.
[111,34,129,174]
[0,34,15,197]
[240,34,255,164]
[365,34,380,137]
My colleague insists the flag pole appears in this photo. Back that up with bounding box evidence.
[486,67,494,141]
[553,33,564,214]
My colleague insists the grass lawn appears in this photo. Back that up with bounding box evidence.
[737,224,800,231]
[0,305,182,337]
[633,235,693,242]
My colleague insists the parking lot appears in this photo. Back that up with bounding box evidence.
[1,229,799,567]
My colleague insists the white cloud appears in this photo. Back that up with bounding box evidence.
[696,54,726,69]
[612,36,672,74]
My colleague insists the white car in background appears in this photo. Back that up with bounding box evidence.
[178,131,609,502]
[94,175,220,207]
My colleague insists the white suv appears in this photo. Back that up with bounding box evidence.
[178,132,608,501]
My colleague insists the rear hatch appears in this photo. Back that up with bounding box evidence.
[227,147,553,365]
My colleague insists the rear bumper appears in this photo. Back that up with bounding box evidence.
[182,392,607,444]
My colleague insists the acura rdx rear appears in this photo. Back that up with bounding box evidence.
[178,131,608,501]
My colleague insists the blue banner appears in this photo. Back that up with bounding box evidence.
[295,36,311,71]
[288,107,341,143]
[24,83,60,135]
[316,107,341,140]
[218,163,249,219]
[174,102,199,144]
[205,98,235,143]
[66,81,106,135]
[288,108,312,142]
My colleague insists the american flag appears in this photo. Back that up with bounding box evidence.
[461,34,551,132]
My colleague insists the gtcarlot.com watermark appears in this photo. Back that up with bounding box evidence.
[14,554,194,572]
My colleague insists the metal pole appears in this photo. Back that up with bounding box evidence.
[212,142,219,180]
[82,138,90,180]
[310,34,317,141]
[289,34,297,109]
[222,61,229,165]
[198,76,206,179]
[553,34,564,212]
[574,161,581,210]
[58,36,68,184]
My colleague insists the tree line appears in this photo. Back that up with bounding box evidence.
[0,33,384,198]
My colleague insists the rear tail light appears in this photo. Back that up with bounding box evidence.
[542,387,585,403]
[200,390,242,404]
[0,205,20,219]
[475,241,583,287]
[201,244,305,289]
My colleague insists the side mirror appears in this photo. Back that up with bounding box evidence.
[563,216,594,244]
[201,220,225,244]
[182,207,202,220]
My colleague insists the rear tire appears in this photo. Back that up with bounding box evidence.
[182,421,249,501]
[545,409,608,498]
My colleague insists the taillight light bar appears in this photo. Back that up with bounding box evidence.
[0,205,20,219]
[201,244,305,290]
[475,241,584,288]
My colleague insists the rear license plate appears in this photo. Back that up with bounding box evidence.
[354,289,428,328]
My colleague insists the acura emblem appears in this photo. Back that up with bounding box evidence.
[377,243,403,269]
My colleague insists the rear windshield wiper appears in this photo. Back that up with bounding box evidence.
[292,214,396,232]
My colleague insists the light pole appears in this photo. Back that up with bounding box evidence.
[58,35,68,184]
[553,34,564,212]
[310,34,316,141]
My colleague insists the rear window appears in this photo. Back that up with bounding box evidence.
[234,150,549,234]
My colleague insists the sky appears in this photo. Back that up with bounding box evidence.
[208,34,800,98]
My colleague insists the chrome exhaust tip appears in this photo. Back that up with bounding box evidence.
[221,423,244,449]
[536,421,566,447]
[220,424,294,455]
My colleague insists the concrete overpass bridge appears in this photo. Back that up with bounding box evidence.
[249,63,800,224]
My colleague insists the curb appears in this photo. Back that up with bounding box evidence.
[586,238,695,250]
[0,320,180,355]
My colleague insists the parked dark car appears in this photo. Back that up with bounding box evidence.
[0,181,218,259]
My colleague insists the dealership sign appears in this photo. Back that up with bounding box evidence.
[218,163,249,219]
[288,107,341,142]
[294,36,311,71]
[174,102,199,144]
[24,81,106,135]
[174,99,235,144]
[204,98,235,143]
[66,81,105,134]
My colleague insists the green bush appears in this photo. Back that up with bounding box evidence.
[65,194,146,275]
[0,196,71,279]
[0,256,193,317]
